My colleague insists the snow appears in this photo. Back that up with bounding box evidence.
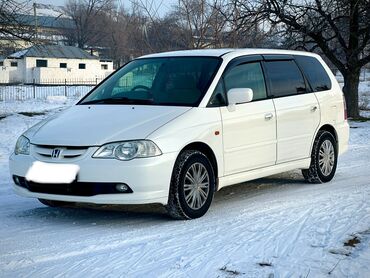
[0,85,93,102]
[359,81,370,110]
[337,79,370,115]
[0,98,77,117]
[8,49,28,58]
[0,101,370,277]
[46,95,68,104]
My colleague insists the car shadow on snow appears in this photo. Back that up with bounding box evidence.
[213,170,310,204]
[11,203,170,228]
[11,170,313,225]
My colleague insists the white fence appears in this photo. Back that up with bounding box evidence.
[0,79,100,101]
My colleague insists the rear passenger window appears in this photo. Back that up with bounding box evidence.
[224,62,267,101]
[264,60,306,97]
[295,55,332,91]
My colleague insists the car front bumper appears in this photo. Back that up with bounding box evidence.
[9,150,177,205]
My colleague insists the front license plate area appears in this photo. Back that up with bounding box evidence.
[26,161,80,184]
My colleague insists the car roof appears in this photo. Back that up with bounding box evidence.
[138,48,319,59]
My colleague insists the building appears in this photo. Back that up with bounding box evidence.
[0,45,114,84]
[0,3,75,57]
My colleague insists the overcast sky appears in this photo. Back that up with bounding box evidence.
[36,0,66,6]
[34,0,177,16]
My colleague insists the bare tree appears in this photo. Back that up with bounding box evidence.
[135,0,229,50]
[133,0,176,52]
[219,0,280,48]
[106,4,149,66]
[175,0,227,48]
[63,0,115,48]
[0,0,35,42]
[231,0,370,118]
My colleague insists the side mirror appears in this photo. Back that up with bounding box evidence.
[227,88,253,110]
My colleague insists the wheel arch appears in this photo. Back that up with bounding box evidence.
[318,124,338,142]
[180,141,219,190]
[312,124,339,152]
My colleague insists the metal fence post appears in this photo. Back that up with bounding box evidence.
[96,77,98,85]
[33,79,36,98]
[364,69,366,81]
[64,79,67,97]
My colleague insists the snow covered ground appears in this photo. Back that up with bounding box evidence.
[0,99,370,277]
[0,85,93,102]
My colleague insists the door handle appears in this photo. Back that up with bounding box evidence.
[311,106,318,112]
[265,113,274,120]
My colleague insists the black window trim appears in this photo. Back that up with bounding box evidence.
[207,55,270,107]
[293,54,332,93]
[262,54,294,61]
[291,56,313,94]
[207,76,228,108]
[207,53,323,106]
[261,58,311,99]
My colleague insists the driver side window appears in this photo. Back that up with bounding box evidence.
[112,62,160,97]
[224,62,267,101]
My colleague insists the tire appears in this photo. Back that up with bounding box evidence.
[38,199,73,207]
[165,150,216,220]
[302,130,338,183]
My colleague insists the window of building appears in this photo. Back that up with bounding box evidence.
[294,55,332,92]
[264,60,306,97]
[36,59,48,67]
[224,62,267,101]
[101,64,108,70]
[0,61,3,67]
[60,63,67,68]
[10,61,18,67]
[79,63,86,69]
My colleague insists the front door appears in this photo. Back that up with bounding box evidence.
[220,61,277,175]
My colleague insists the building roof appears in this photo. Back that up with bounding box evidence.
[140,48,317,59]
[8,45,99,60]
[1,14,74,29]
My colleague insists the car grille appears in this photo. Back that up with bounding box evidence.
[33,145,88,160]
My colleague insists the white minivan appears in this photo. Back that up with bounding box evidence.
[9,49,349,219]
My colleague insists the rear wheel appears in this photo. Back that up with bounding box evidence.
[165,150,215,220]
[302,130,338,183]
[38,199,73,207]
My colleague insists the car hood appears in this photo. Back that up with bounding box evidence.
[28,105,191,146]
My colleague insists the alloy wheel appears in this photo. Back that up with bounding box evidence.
[183,162,210,210]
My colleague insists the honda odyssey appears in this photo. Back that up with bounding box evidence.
[9,49,349,219]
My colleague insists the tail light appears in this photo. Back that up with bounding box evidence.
[343,94,348,120]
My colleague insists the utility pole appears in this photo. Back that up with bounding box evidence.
[33,2,38,43]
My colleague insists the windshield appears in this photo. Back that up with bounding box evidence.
[79,57,221,106]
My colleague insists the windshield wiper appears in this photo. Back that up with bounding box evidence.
[80,97,154,105]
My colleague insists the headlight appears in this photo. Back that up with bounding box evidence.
[93,140,162,161]
[15,135,30,155]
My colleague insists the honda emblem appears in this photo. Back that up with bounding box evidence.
[51,148,62,159]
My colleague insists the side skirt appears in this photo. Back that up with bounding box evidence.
[218,158,311,190]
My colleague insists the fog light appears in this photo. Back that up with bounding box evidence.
[115,183,129,192]
[13,176,20,185]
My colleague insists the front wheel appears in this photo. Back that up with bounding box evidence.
[302,130,338,183]
[165,150,215,220]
